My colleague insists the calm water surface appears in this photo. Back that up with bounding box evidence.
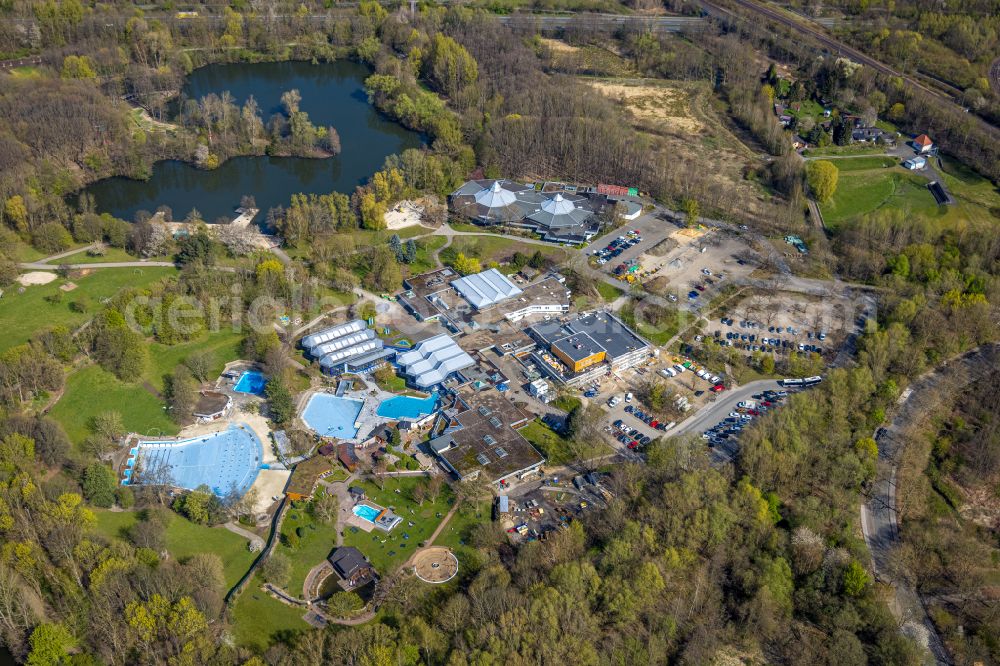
[82,61,422,224]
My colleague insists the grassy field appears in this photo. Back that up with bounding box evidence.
[819,166,942,228]
[802,144,887,157]
[0,266,177,352]
[520,419,575,465]
[228,581,309,651]
[408,235,447,274]
[92,509,257,588]
[340,477,454,574]
[447,235,568,266]
[551,395,582,413]
[819,156,1000,230]
[271,477,454,596]
[824,156,898,172]
[49,364,179,444]
[145,329,244,392]
[596,281,623,301]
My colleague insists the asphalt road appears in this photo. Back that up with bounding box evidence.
[861,343,1000,665]
[671,378,784,437]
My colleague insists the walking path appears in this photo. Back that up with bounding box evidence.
[224,521,265,552]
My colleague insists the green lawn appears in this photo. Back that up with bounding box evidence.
[340,477,454,574]
[802,144,886,157]
[0,266,178,352]
[145,329,244,391]
[60,247,172,265]
[448,235,569,266]
[49,364,179,445]
[819,167,942,228]
[520,419,575,465]
[937,156,1000,212]
[274,507,339,597]
[408,235,446,274]
[596,281,624,302]
[552,395,582,413]
[228,581,309,651]
[272,477,454,595]
[374,373,408,393]
[92,509,257,589]
[826,156,898,172]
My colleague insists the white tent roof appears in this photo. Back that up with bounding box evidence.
[541,193,576,216]
[474,181,517,209]
[396,334,475,388]
[451,268,523,309]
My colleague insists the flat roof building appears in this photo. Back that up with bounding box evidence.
[396,334,475,389]
[526,310,650,385]
[428,387,544,484]
[551,332,606,373]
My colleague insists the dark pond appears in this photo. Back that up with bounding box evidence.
[81,60,422,224]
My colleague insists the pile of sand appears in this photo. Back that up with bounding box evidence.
[384,200,426,230]
[16,271,57,286]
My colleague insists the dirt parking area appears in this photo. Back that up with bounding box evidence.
[633,229,759,308]
[711,290,855,352]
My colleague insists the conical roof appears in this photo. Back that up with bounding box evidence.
[474,181,517,208]
[541,193,576,215]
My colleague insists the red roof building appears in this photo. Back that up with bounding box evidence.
[913,134,934,152]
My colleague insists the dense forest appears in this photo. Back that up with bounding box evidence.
[0,0,999,664]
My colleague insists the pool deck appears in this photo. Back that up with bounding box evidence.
[297,377,435,444]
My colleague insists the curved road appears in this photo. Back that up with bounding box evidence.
[862,343,1000,665]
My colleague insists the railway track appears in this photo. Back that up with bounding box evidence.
[699,0,1000,141]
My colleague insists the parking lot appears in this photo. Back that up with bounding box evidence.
[707,290,856,357]
[599,227,761,310]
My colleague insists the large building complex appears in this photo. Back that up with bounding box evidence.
[301,319,395,375]
[398,268,571,330]
[527,311,650,386]
[449,179,640,244]
[428,386,544,484]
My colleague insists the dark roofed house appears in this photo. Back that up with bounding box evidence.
[851,127,882,142]
[337,443,359,472]
[193,391,231,421]
[348,486,366,500]
[328,546,375,588]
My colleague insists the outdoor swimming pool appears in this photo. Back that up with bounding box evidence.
[353,503,382,523]
[376,392,439,419]
[301,393,364,438]
[234,370,267,396]
[128,424,263,497]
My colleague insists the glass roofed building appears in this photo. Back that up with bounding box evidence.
[300,319,395,375]
[451,268,522,310]
[395,334,475,389]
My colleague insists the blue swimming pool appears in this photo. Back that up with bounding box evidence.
[301,393,364,438]
[353,504,383,523]
[234,370,267,396]
[377,392,439,419]
[129,424,263,497]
